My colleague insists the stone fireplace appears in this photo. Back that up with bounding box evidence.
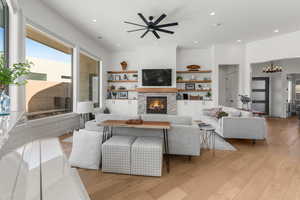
[146,96,167,114]
[137,88,177,115]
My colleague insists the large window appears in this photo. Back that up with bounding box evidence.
[79,52,100,107]
[25,26,73,120]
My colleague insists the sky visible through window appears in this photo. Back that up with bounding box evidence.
[0,27,71,63]
[0,27,4,52]
[26,38,71,63]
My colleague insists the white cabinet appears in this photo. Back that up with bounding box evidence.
[177,100,214,120]
[105,100,214,119]
[105,100,138,116]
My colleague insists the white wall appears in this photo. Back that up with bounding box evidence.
[110,44,177,88]
[110,45,177,70]
[245,30,300,96]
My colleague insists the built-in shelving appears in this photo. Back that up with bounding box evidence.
[108,89,137,92]
[108,80,138,83]
[107,98,137,101]
[178,89,211,92]
[107,70,138,74]
[176,70,212,74]
[176,80,212,83]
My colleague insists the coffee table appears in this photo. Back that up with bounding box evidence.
[99,120,171,172]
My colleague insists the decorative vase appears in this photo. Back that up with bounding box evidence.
[120,61,127,71]
[0,85,10,116]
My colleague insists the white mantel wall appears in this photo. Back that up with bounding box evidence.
[106,44,247,116]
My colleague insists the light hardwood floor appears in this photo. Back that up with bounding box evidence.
[61,117,300,200]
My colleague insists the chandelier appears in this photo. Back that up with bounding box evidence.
[262,62,282,73]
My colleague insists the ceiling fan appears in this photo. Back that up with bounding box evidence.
[124,13,179,39]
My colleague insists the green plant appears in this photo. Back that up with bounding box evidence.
[177,76,183,81]
[206,91,212,97]
[0,55,32,86]
[216,111,229,119]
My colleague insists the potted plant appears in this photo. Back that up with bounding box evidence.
[176,76,183,81]
[132,74,138,80]
[205,91,212,100]
[0,55,32,115]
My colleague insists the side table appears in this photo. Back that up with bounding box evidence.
[198,124,216,156]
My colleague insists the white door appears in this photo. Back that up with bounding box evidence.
[219,65,239,108]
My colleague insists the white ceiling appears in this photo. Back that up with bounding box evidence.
[41,0,300,51]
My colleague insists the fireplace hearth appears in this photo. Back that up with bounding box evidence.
[146,96,167,114]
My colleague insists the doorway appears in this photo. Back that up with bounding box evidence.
[251,77,270,115]
[219,65,239,108]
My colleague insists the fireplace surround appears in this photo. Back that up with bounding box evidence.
[146,96,167,114]
[137,90,177,115]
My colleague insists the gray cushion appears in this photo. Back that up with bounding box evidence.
[141,114,192,125]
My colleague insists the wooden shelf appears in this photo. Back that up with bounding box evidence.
[107,70,138,74]
[178,89,211,92]
[106,98,137,101]
[108,89,136,92]
[176,70,212,73]
[136,88,178,93]
[177,80,212,83]
[108,80,138,83]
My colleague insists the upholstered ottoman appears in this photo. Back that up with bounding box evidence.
[102,136,136,174]
[131,137,163,177]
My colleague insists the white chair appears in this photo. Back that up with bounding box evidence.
[102,136,136,174]
[131,137,163,177]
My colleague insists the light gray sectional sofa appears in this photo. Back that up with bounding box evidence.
[199,106,267,140]
[85,114,201,156]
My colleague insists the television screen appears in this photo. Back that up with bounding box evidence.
[142,69,172,86]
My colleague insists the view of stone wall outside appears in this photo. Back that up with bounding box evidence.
[25,57,72,119]
[79,53,99,105]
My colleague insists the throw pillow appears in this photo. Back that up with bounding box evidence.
[69,130,102,170]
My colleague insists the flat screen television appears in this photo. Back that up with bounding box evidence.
[142,69,172,86]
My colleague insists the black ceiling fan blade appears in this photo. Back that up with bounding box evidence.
[127,28,147,32]
[155,28,174,34]
[152,31,160,39]
[138,13,149,25]
[155,22,178,28]
[124,21,147,28]
[153,14,167,25]
[141,30,150,38]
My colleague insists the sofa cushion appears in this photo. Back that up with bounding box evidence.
[95,114,136,123]
[141,114,192,125]
[69,130,102,170]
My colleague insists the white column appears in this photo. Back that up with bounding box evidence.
[7,0,26,112]
[72,46,79,113]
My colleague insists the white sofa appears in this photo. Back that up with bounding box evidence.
[85,114,201,156]
[199,106,267,141]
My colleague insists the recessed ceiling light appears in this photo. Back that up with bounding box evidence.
[274,29,279,33]
[212,23,222,27]
[92,19,97,22]
[237,40,242,43]
[210,12,216,16]
[194,41,199,44]
[116,43,121,47]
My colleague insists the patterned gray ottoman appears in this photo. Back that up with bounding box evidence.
[131,137,163,177]
[102,136,136,174]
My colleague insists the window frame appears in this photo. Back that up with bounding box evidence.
[79,49,102,108]
[25,23,75,118]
